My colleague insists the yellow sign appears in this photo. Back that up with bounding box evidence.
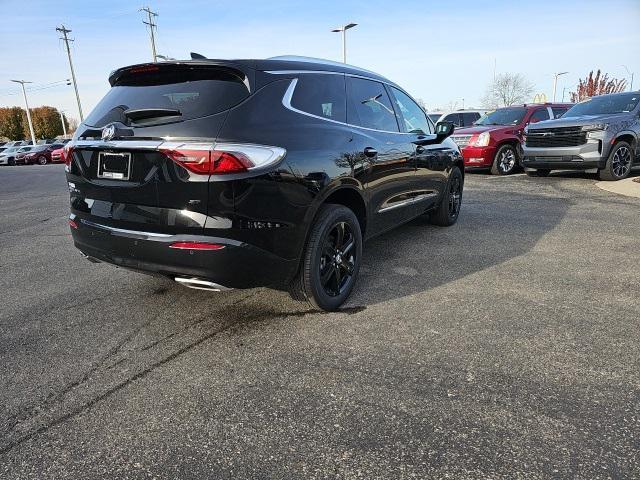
[533,93,548,103]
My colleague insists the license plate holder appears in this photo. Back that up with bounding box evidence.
[97,152,132,180]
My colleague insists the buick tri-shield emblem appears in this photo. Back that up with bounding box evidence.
[101,124,116,141]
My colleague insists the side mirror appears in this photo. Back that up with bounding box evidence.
[435,121,455,140]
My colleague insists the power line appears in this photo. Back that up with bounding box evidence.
[56,24,84,122]
[140,6,158,63]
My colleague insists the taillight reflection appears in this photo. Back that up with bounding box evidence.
[169,242,225,250]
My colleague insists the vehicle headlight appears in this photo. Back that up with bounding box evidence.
[581,123,608,131]
[470,131,491,147]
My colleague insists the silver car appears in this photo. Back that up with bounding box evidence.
[522,91,640,180]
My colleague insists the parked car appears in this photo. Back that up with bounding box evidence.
[437,110,487,128]
[428,112,443,123]
[523,91,640,180]
[50,147,64,163]
[0,146,32,166]
[65,56,464,311]
[23,143,65,165]
[14,146,35,165]
[451,103,572,175]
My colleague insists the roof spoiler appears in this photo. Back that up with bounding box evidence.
[190,52,207,60]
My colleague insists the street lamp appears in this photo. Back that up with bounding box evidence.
[10,80,36,145]
[622,65,634,91]
[552,72,569,102]
[58,110,68,137]
[331,23,357,64]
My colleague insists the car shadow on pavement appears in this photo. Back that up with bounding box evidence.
[353,189,571,307]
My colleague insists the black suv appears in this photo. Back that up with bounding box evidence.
[65,56,463,310]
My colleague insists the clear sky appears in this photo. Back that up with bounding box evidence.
[1,0,639,122]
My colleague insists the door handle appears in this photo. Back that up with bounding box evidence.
[363,147,378,158]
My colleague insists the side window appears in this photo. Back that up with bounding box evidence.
[462,112,480,126]
[291,74,346,123]
[529,108,550,123]
[346,77,399,132]
[552,107,568,118]
[389,87,432,134]
[442,113,462,127]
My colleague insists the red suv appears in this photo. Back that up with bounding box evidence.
[451,103,571,175]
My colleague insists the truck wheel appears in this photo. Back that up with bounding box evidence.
[526,169,551,177]
[289,204,362,311]
[429,166,463,226]
[598,141,633,181]
[491,144,518,175]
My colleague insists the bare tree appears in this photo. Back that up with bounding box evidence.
[482,73,534,108]
[570,70,627,102]
[415,98,427,111]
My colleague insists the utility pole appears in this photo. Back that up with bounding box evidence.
[552,71,569,102]
[58,110,68,137]
[331,23,357,63]
[140,6,158,63]
[57,25,84,121]
[622,65,634,91]
[10,80,36,145]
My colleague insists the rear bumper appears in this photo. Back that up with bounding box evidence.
[460,146,496,168]
[522,140,606,170]
[71,217,299,289]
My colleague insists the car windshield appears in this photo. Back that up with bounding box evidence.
[562,93,640,117]
[475,107,527,126]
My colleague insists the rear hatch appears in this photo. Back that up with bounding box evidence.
[68,62,252,235]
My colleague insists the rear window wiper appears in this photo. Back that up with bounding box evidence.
[123,108,182,121]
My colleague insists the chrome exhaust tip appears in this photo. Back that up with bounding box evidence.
[174,277,232,292]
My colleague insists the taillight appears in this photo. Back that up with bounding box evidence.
[160,143,286,175]
[61,144,74,166]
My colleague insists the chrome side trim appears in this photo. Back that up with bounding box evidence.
[80,219,173,239]
[282,79,416,136]
[377,193,438,213]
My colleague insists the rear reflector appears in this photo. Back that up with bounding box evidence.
[169,242,225,250]
[68,219,78,229]
[62,144,74,167]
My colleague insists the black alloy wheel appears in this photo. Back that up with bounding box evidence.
[430,166,463,226]
[290,204,362,311]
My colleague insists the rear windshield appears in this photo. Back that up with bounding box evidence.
[562,93,640,117]
[85,66,250,128]
[475,107,527,126]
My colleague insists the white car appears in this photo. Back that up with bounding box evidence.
[0,146,30,166]
[437,110,488,128]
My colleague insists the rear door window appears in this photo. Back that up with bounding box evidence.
[529,108,550,124]
[291,74,346,123]
[462,112,480,126]
[346,77,399,132]
[84,66,250,128]
[441,113,462,127]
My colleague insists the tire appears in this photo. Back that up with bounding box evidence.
[526,169,551,177]
[429,166,463,226]
[289,204,362,311]
[598,141,633,181]
[491,144,519,175]
[8,158,16,166]
[38,155,47,165]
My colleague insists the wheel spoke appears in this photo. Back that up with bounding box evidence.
[321,265,335,286]
[334,222,345,249]
[333,264,342,292]
[341,239,354,256]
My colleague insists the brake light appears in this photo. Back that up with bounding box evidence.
[161,143,286,175]
[169,242,225,250]
[68,219,78,229]
[61,144,74,166]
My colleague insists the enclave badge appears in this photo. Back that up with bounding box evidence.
[101,124,116,141]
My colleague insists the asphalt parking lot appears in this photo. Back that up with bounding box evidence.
[1,164,639,479]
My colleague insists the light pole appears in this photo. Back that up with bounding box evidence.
[622,65,634,91]
[552,72,569,102]
[58,110,68,137]
[10,80,36,145]
[331,23,357,63]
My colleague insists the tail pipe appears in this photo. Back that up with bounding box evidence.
[174,277,232,292]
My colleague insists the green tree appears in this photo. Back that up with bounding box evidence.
[0,107,26,140]
[28,106,65,139]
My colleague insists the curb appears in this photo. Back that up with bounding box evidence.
[595,177,640,199]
